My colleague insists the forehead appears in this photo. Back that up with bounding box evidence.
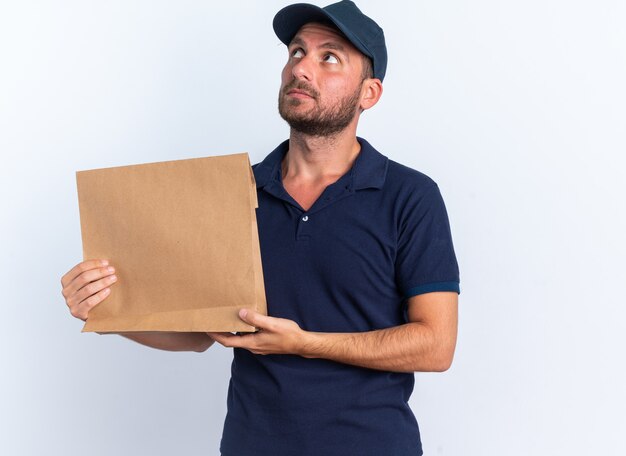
[290,22,359,53]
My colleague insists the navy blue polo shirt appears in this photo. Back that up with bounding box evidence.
[220,138,459,456]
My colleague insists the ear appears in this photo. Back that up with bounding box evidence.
[359,78,383,111]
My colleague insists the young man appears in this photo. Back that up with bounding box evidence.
[61,2,460,455]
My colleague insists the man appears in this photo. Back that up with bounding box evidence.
[61,1,460,455]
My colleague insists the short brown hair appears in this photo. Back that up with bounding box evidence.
[361,55,374,80]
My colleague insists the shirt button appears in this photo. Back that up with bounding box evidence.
[302,216,309,222]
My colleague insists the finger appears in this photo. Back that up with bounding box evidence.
[68,274,117,308]
[70,287,111,321]
[63,266,116,299]
[61,259,109,288]
[239,309,275,330]
[206,332,237,345]
[209,332,255,349]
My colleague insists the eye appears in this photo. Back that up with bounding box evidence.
[291,48,304,59]
[323,54,339,64]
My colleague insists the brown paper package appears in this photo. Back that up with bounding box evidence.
[76,153,266,333]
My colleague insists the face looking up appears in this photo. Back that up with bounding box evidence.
[278,22,376,137]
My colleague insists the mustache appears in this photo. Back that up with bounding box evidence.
[282,81,319,99]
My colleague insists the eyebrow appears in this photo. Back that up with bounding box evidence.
[289,37,348,54]
[320,42,346,52]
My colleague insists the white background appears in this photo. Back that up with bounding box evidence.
[1,1,625,455]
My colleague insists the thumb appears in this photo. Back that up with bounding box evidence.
[239,308,270,329]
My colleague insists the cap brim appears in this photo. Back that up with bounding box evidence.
[273,4,329,45]
[272,3,372,60]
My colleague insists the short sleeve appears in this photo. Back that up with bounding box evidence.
[395,184,460,298]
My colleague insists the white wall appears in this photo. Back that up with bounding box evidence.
[1,1,624,455]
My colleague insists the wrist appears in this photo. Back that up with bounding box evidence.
[298,330,324,359]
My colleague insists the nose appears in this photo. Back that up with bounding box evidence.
[291,55,313,81]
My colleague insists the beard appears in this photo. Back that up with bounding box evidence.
[278,81,362,137]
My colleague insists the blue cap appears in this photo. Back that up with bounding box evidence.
[273,0,387,81]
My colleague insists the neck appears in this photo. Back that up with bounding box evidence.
[284,124,361,181]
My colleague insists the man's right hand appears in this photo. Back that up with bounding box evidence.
[61,259,117,321]
[60,260,213,352]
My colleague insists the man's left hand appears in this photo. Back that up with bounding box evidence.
[208,309,309,356]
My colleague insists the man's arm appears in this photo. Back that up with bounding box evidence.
[113,332,214,352]
[209,291,458,373]
[61,259,214,353]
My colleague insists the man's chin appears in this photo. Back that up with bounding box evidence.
[282,118,348,137]
[279,107,314,126]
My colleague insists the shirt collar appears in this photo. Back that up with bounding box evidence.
[253,137,388,191]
